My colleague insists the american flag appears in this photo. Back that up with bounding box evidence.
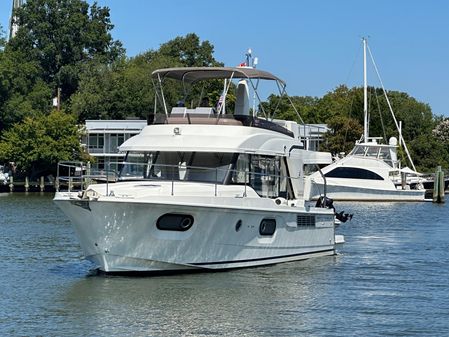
[216,94,224,112]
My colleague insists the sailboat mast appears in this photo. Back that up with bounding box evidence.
[363,37,369,142]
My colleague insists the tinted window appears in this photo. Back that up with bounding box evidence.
[157,213,194,231]
[259,219,276,236]
[325,167,383,180]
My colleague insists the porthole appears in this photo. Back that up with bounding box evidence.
[235,219,242,232]
[259,218,276,236]
[156,213,194,231]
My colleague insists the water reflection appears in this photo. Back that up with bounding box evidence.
[2,194,449,336]
[58,257,337,336]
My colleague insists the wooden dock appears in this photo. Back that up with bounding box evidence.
[0,176,56,193]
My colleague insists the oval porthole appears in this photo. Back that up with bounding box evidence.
[156,213,194,231]
[235,219,242,232]
[259,218,276,236]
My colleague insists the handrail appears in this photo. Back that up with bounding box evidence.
[56,160,302,200]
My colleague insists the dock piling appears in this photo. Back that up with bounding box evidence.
[433,166,445,203]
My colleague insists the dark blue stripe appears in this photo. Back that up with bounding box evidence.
[190,249,334,266]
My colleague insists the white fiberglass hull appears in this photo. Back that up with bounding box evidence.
[307,181,425,201]
[54,191,336,273]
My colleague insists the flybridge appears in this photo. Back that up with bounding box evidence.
[152,67,300,120]
[149,65,304,139]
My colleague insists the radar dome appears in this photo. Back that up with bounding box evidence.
[389,137,398,146]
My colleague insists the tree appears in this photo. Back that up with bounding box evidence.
[0,110,87,178]
[321,115,363,155]
[70,33,223,121]
[8,0,124,99]
[433,118,449,143]
[155,33,221,67]
[409,134,449,172]
[0,49,52,131]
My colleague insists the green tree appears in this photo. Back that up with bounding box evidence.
[0,110,86,178]
[0,49,52,131]
[155,33,221,67]
[8,0,124,99]
[262,94,320,122]
[321,115,363,155]
[409,134,449,172]
[71,34,223,121]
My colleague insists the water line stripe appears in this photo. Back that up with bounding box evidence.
[190,249,334,266]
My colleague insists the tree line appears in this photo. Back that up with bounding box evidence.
[0,0,448,179]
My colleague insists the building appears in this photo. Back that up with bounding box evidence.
[82,120,147,172]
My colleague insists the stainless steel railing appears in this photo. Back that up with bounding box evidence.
[56,160,299,200]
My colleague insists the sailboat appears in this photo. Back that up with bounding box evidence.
[305,38,426,201]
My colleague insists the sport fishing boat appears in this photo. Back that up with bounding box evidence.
[305,38,425,201]
[54,62,343,274]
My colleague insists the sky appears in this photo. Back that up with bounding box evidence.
[1,0,448,116]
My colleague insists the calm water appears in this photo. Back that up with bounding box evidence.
[1,193,449,337]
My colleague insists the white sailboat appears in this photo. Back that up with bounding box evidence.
[305,38,425,201]
[54,62,343,274]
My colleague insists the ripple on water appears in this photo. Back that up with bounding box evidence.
[1,195,449,336]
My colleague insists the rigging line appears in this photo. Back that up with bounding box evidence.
[374,87,387,142]
[344,41,362,86]
[367,44,417,172]
[343,87,356,148]
[284,91,304,124]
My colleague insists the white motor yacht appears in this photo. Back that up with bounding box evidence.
[54,65,343,274]
[305,136,424,201]
[305,39,425,202]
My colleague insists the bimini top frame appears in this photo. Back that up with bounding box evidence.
[150,67,298,121]
[151,67,285,85]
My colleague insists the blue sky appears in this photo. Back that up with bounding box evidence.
[1,0,448,116]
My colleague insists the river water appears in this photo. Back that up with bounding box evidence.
[1,193,448,336]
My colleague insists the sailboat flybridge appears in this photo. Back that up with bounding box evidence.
[305,38,426,201]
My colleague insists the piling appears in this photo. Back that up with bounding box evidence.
[40,176,45,192]
[433,166,445,203]
[25,176,29,192]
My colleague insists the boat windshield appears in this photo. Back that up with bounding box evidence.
[351,145,392,162]
[118,151,293,198]
[119,151,234,184]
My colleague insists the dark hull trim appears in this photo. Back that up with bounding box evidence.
[93,249,335,277]
[190,248,335,266]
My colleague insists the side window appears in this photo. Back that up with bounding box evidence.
[231,154,292,198]
[231,154,250,184]
[325,167,384,180]
[259,219,276,236]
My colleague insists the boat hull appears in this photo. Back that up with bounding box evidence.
[307,181,425,201]
[54,193,336,273]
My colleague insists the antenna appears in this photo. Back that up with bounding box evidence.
[243,48,258,68]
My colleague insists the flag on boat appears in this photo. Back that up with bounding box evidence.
[216,94,224,112]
